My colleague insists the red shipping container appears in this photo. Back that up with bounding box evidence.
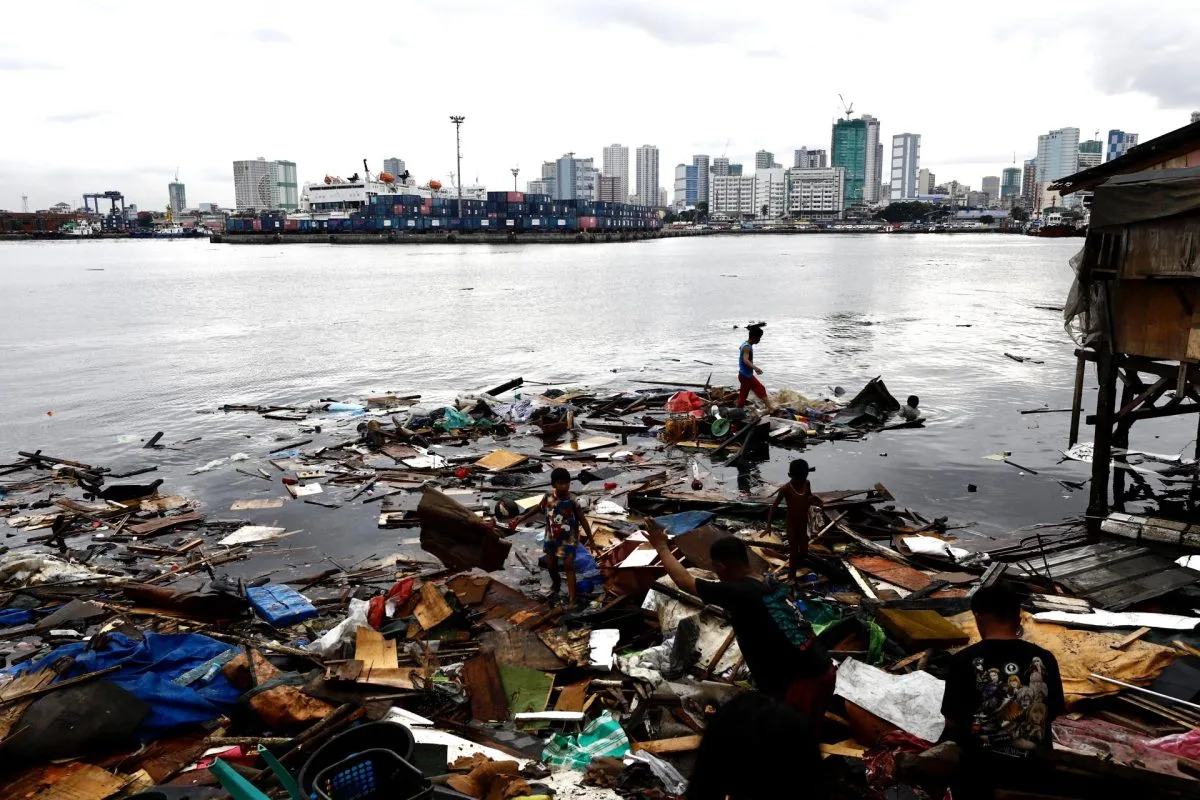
[506,192,524,202]
[285,220,299,231]
[252,219,262,231]
[578,216,597,230]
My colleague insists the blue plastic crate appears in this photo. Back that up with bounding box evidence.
[247,584,318,627]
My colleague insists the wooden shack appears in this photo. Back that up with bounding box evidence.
[1064,166,1200,525]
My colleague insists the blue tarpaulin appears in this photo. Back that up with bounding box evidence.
[653,511,716,536]
[9,632,240,738]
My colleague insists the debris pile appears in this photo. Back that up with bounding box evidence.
[0,376,1197,799]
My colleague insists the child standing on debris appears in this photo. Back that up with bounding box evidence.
[737,325,775,412]
[767,458,825,584]
[509,467,592,608]
[941,584,1065,799]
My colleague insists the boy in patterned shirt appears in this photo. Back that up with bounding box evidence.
[510,467,592,607]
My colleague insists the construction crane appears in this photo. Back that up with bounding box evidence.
[721,137,731,158]
[838,94,854,119]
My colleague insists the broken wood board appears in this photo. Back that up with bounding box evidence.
[355,627,398,670]
[463,652,509,722]
[538,627,591,667]
[0,761,129,800]
[631,735,702,755]
[555,680,592,712]
[545,436,620,454]
[138,495,190,513]
[498,664,554,716]
[217,525,287,546]
[357,667,418,689]
[0,667,57,738]
[417,487,511,572]
[474,450,530,472]
[230,497,286,511]
[480,629,566,671]
[875,608,969,650]
[849,556,965,598]
[820,740,866,759]
[447,574,491,606]
[515,494,544,511]
[126,511,205,537]
[286,482,323,498]
[414,582,453,630]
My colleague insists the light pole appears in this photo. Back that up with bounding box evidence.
[511,167,519,192]
[450,115,465,218]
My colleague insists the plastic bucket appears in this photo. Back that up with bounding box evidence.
[313,748,431,800]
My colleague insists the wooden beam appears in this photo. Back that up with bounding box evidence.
[631,735,703,755]
[1109,626,1151,650]
[1117,375,1170,417]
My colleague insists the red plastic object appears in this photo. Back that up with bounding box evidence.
[604,481,618,491]
[665,391,706,418]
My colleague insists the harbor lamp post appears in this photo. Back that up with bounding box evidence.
[511,167,519,192]
[450,115,465,218]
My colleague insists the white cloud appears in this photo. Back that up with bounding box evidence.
[3,0,1197,211]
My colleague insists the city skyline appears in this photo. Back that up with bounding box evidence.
[4,0,1200,211]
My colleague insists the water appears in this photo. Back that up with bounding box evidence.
[1,235,1185,570]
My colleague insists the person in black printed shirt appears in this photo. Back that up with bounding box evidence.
[941,584,1066,799]
[647,522,835,734]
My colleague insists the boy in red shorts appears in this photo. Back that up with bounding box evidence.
[737,325,774,412]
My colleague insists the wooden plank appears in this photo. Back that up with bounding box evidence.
[820,740,866,759]
[474,450,530,471]
[447,574,491,606]
[1110,626,1152,650]
[849,556,932,592]
[414,582,453,630]
[354,627,398,670]
[631,735,703,755]
[875,608,969,651]
[126,511,205,537]
[230,497,285,510]
[463,653,508,722]
[479,629,566,671]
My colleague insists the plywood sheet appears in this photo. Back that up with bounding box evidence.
[463,652,508,722]
[545,436,619,454]
[480,629,566,671]
[447,574,491,606]
[230,497,285,510]
[474,449,530,472]
[414,582,453,630]
[355,627,398,670]
[498,664,554,716]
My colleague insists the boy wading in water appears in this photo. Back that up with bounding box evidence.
[509,467,592,607]
[766,458,825,584]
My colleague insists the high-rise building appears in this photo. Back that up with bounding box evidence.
[233,158,276,210]
[889,133,920,200]
[602,144,630,202]
[684,165,699,205]
[635,145,660,207]
[711,157,730,178]
[831,118,869,207]
[526,179,552,196]
[862,115,882,203]
[709,174,757,218]
[382,157,406,177]
[598,175,622,203]
[658,187,668,207]
[1105,130,1139,162]
[917,168,935,196]
[728,163,743,177]
[1021,159,1038,206]
[554,154,578,201]
[1001,167,1021,201]
[755,150,775,170]
[273,160,298,210]
[1078,139,1103,170]
[787,167,845,219]
[692,155,710,208]
[673,165,689,208]
[755,167,787,218]
[168,181,186,215]
[1036,127,1080,208]
[981,176,1000,206]
[541,161,557,180]
[793,148,828,169]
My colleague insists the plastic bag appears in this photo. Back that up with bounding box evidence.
[543,711,630,769]
[1147,728,1200,760]
[307,598,370,656]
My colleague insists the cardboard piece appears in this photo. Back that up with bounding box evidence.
[447,574,492,606]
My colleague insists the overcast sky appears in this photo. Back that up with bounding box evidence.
[5,0,1200,211]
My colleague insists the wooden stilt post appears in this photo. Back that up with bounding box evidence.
[1112,378,1134,513]
[1069,352,1087,448]
[1088,346,1118,536]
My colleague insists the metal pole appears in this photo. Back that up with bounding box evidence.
[450,115,465,218]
